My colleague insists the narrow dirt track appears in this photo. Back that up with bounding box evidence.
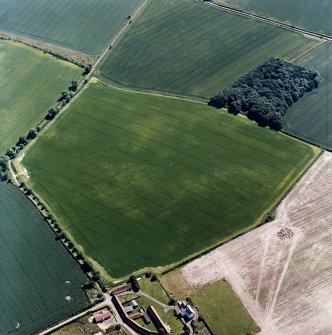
[200,0,331,42]
[180,151,332,335]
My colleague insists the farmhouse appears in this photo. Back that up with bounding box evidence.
[176,301,195,321]
[93,310,111,323]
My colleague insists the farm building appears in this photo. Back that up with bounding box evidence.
[93,310,111,323]
[124,305,134,314]
[176,301,195,321]
[147,306,171,335]
[112,283,132,295]
[143,312,151,324]
[127,299,138,308]
[129,312,143,320]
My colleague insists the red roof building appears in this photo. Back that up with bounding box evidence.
[112,283,132,295]
[94,310,111,323]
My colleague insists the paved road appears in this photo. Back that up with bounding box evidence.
[37,292,138,335]
[199,0,332,42]
[36,301,107,335]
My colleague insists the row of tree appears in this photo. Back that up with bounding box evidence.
[17,180,105,294]
[1,73,91,169]
[209,58,320,130]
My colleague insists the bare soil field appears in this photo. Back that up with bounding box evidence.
[178,151,332,335]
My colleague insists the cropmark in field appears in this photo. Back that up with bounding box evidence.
[180,151,332,335]
[21,80,317,279]
[98,0,319,99]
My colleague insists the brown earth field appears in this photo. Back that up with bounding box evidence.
[169,151,332,335]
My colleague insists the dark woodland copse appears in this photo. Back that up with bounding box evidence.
[209,58,320,130]
[0,155,8,181]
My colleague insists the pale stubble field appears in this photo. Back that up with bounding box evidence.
[179,151,332,335]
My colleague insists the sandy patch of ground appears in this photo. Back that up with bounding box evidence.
[180,151,332,335]
[15,153,30,179]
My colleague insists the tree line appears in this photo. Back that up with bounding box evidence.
[208,58,320,130]
[0,66,92,180]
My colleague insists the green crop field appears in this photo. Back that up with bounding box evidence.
[217,0,332,36]
[98,0,319,99]
[22,80,316,278]
[0,40,81,153]
[0,183,88,335]
[0,0,141,55]
[283,42,332,149]
[192,280,259,335]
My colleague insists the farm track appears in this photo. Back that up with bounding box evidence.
[180,151,332,334]
[202,1,331,42]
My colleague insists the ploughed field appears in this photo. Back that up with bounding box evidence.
[98,0,318,99]
[180,152,332,335]
[23,80,316,278]
[0,183,88,335]
[217,0,332,36]
[0,40,81,153]
[0,0,141,55]
[284,42,332,150]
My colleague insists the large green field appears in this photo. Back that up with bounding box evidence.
[218,0,332,36]
[22,80,316,278]
[0,40,81,153]
[98,0,318,99]
[283,42,332,149]
[0,0,141,55]
[0,183,88,335]
[192,280,259,335]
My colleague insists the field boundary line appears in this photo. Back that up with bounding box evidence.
[198,0,332,42]
[90,0,150,82]
[290,40,329,64]
[0,33,93,67]
[97,75,207,104]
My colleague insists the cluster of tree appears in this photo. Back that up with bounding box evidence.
[2,128,39,163]
[129,275,140,292]
[45,107,59,120]
[181,325,190,335]
[0,155,8,181]
[83,64,92,75]
[209,58,321,130]
[69,80,78,92]
[58,90,73,103]
[106,324,121,333]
